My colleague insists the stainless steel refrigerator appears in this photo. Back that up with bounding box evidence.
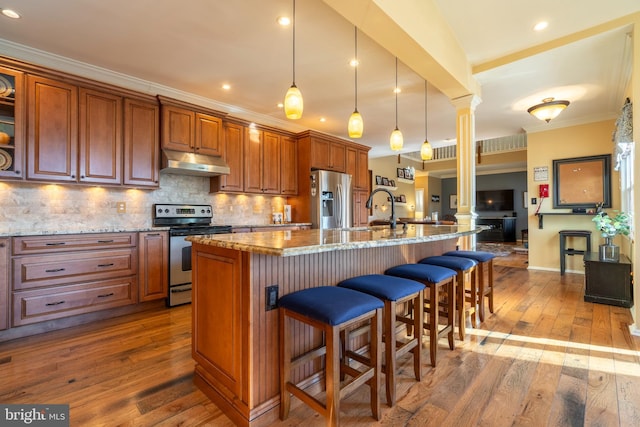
[310,170,353,229]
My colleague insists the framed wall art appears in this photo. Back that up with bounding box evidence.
[552,154,611,209]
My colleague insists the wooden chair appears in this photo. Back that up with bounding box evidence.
[338,274,424,406]
[278,286,382,426]
[385,264,457,366]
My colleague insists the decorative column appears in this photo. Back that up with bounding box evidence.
[451,94,481,249]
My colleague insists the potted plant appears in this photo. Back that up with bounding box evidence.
[592,211,631,261]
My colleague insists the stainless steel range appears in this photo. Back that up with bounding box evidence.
[153,204,232,307]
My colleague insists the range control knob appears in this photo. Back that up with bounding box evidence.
[164,209,169,213]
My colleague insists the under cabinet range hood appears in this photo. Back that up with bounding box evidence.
[160,149,230,177]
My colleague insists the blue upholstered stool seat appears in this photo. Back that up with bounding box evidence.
[385,263,457,366]
[419,255,478,340]
[279,286,383,424]
[419,255,478,270]
[338,274,425,406]
[278,286,383,326]
[443,250,495,263]
[385,263,457,283]
[443,250,496,322]
[338,274,425,301]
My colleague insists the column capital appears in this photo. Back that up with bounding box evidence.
[451,94,482,111]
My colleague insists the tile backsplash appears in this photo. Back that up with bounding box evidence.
[0,174,286,234]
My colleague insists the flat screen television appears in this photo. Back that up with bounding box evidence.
[476,189,514,212]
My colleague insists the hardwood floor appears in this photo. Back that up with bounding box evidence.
[1,254,639,426]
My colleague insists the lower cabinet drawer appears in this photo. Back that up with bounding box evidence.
[13,249,137,290]
[12,277,137,326]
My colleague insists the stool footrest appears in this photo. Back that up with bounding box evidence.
[291,345,326,368]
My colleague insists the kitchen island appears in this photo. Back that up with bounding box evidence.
[187,224,481,427]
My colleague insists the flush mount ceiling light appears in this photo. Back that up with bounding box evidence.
[420,80,433,163]
[1,9,20,19]
[389,57,403,151]
[283,0,303,119]
[348,26,363,138]
[527,97,570,123]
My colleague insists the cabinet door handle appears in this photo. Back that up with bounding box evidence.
[45,268,66,273]
[146,233,160,236]
[45,242,66,246]
[45,301,65,306]
[97,263,114,268]
[97,293,115,298]
[97,240,114,243]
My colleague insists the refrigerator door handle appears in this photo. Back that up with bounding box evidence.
[336,184,342,228]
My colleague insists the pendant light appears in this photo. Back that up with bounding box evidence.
[389,57,403,151]
[420,80,433,162]
[284,0,303,119]
[348,26,363,138]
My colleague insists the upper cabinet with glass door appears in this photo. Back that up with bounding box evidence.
[0,66,24,179]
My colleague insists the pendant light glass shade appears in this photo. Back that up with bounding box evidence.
[348,27,363,138]
[527,97,569,123]
[284,0,303,120]
[348,110,363,138]
[284,84,303,119]
[390,57,403,151]
[390,128,403,151]
[421,80,433,160]
[420,140,433,160]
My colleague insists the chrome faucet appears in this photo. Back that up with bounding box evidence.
[365,188,396,229]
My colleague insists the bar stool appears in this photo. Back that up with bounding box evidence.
[278,286,382,426]
[384,263,456,367]
[443,250,495,322]
[559,230,592,275]
[418,256,478,340]
[338,274,424,407]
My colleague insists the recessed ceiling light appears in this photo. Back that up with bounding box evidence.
[221,83,231,90]
[277,16,290,26]
[277,102,284,108]
[534,21,548,31]
[350,59,359,67]
[393,87,401,94]
[1,9,20,19]
[319,117,326,122]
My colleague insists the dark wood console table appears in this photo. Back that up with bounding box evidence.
[477,217,516,242]
[583,252,633,307]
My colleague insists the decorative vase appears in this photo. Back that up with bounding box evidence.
[599,236,619,262]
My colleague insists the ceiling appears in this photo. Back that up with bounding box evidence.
[0,0,638,160]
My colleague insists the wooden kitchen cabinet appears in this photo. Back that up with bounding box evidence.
[123,97,160,188]
[353,190,371,227]
[79,87,123,185]
[0,238,8,331]
[26,73,157,188]
[346,146,369,191]
[310,135,346,172]
[0,66,25,179]
[160,100,224,157]
[280,135,298,195]
[138,231,168,302]
[244,128,280,194]
[211,121,244,192]
[11,233,138,326]
[27,75,79,182]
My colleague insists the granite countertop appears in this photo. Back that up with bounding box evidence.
[0,226,170,238]
[231,223,312,229]
[187,224,482,257]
